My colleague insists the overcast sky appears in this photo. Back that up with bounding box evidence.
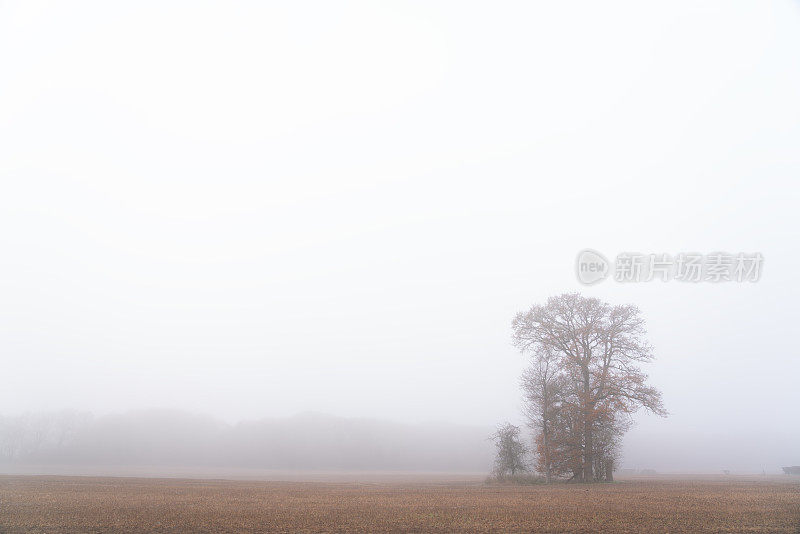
[1,1,798,471]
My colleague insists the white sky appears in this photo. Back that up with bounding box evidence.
[1,1,799,471]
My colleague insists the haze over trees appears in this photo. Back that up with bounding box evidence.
[0,411,493,472]
[513,293,667,482]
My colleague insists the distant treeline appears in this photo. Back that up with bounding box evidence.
[0,410,492,471]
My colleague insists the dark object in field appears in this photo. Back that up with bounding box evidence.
[782,466,800,475]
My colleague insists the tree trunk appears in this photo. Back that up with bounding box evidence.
[542,409,552,484]
[605,459,614,482]
[582,366,593,483]
[583,423,593,482]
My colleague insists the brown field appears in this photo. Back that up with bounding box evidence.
[1,475,799,533]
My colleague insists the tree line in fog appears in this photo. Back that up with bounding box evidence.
[0,410,493,471]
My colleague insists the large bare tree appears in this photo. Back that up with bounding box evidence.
[513,293,666,482]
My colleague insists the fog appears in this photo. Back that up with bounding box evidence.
[1,1,799,476]
[0,411,492,473]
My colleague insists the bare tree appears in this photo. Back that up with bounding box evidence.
[513,293,667,482]
[521,347,560,483]
[489,423,527,479]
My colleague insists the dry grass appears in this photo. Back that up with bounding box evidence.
[1,475,798,533]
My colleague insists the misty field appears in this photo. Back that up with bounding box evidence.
[1,476,799,533]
